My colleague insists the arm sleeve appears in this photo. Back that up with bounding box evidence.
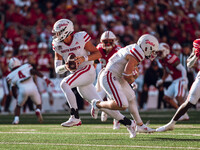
[54,60,67,74]
[176,64,187,79]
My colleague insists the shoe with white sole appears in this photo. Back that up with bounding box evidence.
[91,99,100,119]
[156,122,175,132]
[61,115,82,127]
[126,120,137,138]
[178,113,189,121]
[136,124,156,133]
[35,109,43,123]
[12,120,19,125]
[101,111,108,122]
[113,119,120,130]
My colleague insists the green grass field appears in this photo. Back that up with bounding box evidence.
[0,109,200,150]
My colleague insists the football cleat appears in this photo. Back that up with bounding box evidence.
[136,124,156,133]
[126,120,137,138]
[61,115,82,127]
[91,99,100,119]
[113,119,120,130]
[12,120,19,125]
[156,122,175,132]
[178,113,189,121]
[35,109,43,123]
[101,111,108,122]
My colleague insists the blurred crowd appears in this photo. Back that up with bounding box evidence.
[1,0,200,112]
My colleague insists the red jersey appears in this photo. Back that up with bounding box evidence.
[159,53,182,80]
[96,43,121,68]
[0,57,11,76]
[17,55,28,64]
[35,53,53,72]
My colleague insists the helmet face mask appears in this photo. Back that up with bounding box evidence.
[8,57,21,70]
[52,19,74,42]
[137,34,159,60]
[100,31,117,51]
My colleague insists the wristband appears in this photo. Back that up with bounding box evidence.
[84,55,88,61]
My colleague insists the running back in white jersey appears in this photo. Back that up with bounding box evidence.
[106,44,145,77]
[6,63,32,86]
[52,31,93,69]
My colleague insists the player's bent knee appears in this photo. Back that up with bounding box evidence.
[121,102,129,110]
[60,80,69,90]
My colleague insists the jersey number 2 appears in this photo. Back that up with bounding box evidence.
[18,71,26,78]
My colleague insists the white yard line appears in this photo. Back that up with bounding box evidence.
[0,131,200,136]
[0,142,199,149]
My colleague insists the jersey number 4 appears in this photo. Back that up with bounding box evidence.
[18,71,26,78]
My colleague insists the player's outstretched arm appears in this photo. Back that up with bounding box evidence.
[30,67,54,87]
[187,48,198,68]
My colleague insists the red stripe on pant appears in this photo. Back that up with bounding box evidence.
[66,65,91,86]
[178,80,183,97]
[107,71,122,107]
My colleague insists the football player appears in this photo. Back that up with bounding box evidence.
[96,31,122,129]
[35,42,54,111]
[17,44,29,64]
[155,43,189,121]
[91,34,159,134]
[0,45,13,112]
[156,39,200,132]
[52,19,141,138]
[6,57,54,124]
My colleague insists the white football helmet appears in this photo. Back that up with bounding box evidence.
[157,42,170,58]
[19,44,29,56]
[4,46,13,52]
[100,31,117,51]
[172,42,182,56]
[172,43,182,50]
[38,42,48,49]
[19,44,29,50]
[8,57,21,70]
[4,46,13,58]
[137,34,159,59]
[52,19,74,42]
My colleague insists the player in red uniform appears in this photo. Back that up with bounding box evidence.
[17,44,29,64]
[156,39,200,132]
[0,45,13,112]
[156,43,189,121]
[17,44,34,113]
[96,31,122,129]
[35,42,54,111]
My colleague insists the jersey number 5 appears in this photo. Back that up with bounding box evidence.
[18,71,26,78]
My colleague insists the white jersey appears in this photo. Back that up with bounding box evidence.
[52,31,93,69]
[106,44,145,77]
[6,63,42,106]
[6,63,32,86]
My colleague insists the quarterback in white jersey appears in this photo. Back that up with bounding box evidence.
[156,39,200,132]
[91,34,159,135]
[6,57,53,124]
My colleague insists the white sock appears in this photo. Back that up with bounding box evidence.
[100,108,124,121]
[60,82,78,109]
[14,116,19,121]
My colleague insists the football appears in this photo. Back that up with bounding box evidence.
[66,54,77,71]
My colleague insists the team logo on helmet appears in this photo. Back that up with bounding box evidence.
[145,40,155,46]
